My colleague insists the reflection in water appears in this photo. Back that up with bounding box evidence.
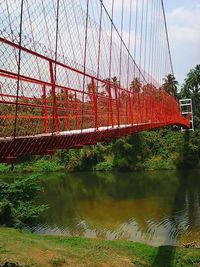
[31,170,200,246]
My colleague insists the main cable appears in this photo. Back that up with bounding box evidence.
[161,0,174,75]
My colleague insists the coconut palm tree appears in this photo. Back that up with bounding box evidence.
[181,65,200,128]
[142,83,157,96]
[129,77,142,94]
[181,65,200,98]
[102,76,120,95]
[162,74,178,99]
[86,82,98,102]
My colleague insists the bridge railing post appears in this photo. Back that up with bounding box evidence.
[74,91,78,130]
[42,85,49,133]
[129,91,133,125]
[49,61,59,133]
[65,89,70,130]
[114,85,120,127]
[109,84,114,128]
[91,78,98,130]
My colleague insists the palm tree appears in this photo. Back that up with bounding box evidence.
[162,74,178,99]
[181,65,200,98]
[102,76,120,95]
[142,83,157,95]
[129,77,142,94]
[181,65,200,128]
[87,82,98,101]
[87,82,93,101]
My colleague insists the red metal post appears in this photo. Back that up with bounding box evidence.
[129,91,133,125]
[75,91,78,129]
[115,85,120,127]
[49,61,59,132]
[42,85,49,133]
[91,78,98,129]
[65,89,70,130]
[109,85,114,128]
[126,99,128,124]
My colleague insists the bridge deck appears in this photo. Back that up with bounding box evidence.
[0,120,189,163]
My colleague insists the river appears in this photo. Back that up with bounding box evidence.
[27,170,200,246]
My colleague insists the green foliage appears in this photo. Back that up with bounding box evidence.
[63,142,114,171]
[0,176,48,228]
[177,131,199,169]
[112,134,143,171]
[180,65,200,129]
[162,74,178,99]
[31,158,61,172]
[94,160,113,171]
[0,157,63,174]
[63,147,98,171]
[0,164,11,174]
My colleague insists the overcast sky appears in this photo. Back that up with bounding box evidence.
[164,0,200,85]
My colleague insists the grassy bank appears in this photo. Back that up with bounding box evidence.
[0,228,200,267]
[0,158,64,174]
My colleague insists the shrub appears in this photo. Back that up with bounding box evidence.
[0,176,48,228]
[94,160,113,171]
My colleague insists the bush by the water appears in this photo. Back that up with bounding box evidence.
[0,176,47,228]
[60,129,200,171]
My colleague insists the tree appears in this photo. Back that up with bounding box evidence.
[112,134,143,171]
[102,76,120,95]
[181,65,200,97]
[0,176,48,228]
[87,82,98,101]
[180,65,200,128]
[130,77,142,94]
[162,74,178,99]
[142,83,157,96]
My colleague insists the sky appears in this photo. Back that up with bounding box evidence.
[164,0,200,85]
[102,0,200,86]
[1,0,199,87]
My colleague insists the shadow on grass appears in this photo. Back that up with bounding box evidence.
[151,182,186,266]
[152,246,176,267]
[152,132,190,267]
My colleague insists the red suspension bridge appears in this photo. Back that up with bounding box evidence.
[0,0,189,163]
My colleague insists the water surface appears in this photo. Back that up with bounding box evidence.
[32,170,200,246]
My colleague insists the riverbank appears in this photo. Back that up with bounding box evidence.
[0,228,200,267]
[0,158,64,174]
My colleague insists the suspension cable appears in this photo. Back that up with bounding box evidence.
[99,0,147,83]
[161,0,174,75]
[81,0,89,132]
[13,0,24,139]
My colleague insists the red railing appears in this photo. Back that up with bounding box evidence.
[0,37,190,163]
[0,37,189,138]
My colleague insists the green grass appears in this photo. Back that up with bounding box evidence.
[0,227,199,267]
[0,158,64,174]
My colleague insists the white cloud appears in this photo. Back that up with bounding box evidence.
[166,5,200,85]
[102,0,148,17]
